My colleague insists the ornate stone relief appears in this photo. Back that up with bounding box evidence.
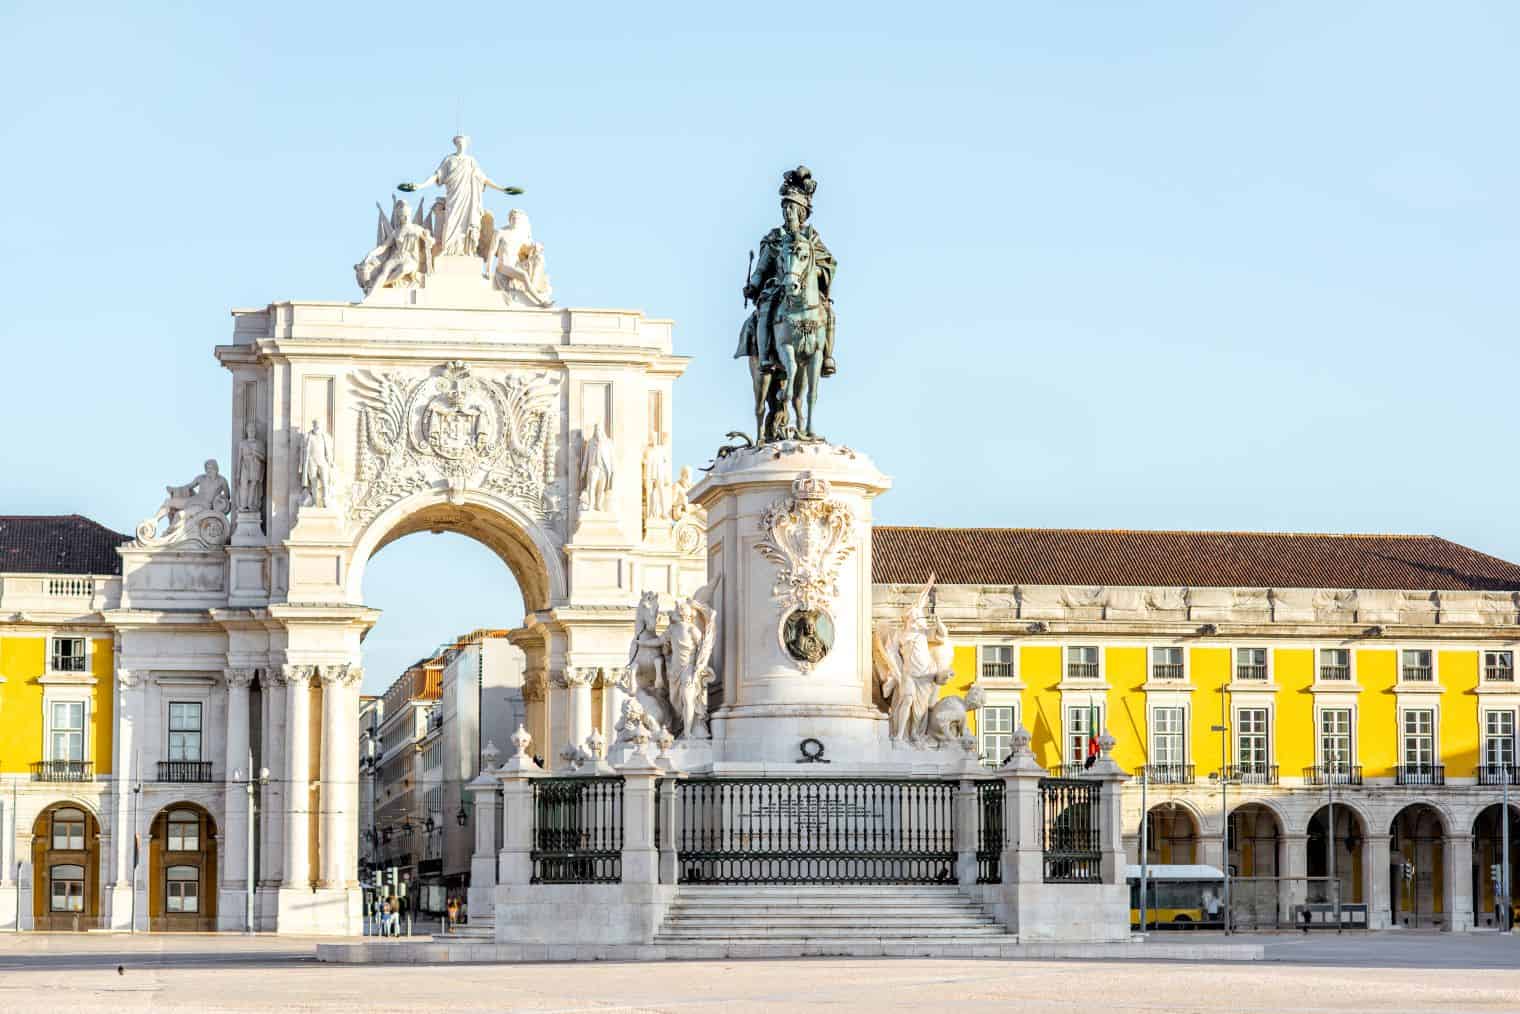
[278,664,317,687]
[754,471,856,616]
[224,667,259,689]
[349,361,562,527]
[520,669,547,702]
[317,663,363,687]
[135,459,232,549]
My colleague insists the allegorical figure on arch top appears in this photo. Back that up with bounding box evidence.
[736,165,837,443]
[398,134,524,257]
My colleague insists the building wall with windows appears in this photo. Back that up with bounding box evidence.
[875,526,1520,932]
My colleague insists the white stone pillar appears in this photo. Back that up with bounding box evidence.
[221,668,256,929]
[552,668,595,769]
[281,665,313,889]
[619,742,661,886]
[107,668,142,929]
[259,669,286,889]
[1368,833,1392,929]
[466,766,500,922]
[317,664,361,890]
[1447,833,1474,932]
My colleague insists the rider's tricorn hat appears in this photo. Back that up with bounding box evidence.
[779,165,818,212]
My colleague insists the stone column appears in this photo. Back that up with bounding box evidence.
[259,668,286,889]
[953,751,988,887]
[552,667,596,769]
[107,668,142,929]
[1282,832,1308,922]
[521,670,548,763]
[281,665,313,889]
[221,668,256,929]
[318,664,361,890]
[1446,833,1474,932]
[619,746,661,886]
[602,668,629,750]
[1368,832,1392,930]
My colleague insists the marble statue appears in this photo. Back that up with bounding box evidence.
[136,459,232,547]
[668,465,694,521]
[643,443,669,523]
[355,197,434,295]
[622,591,674,733]
[578,423,614,511]
[662,579,720,739]
[235,422,266,513]
[398,135,523,257]
[423,196,448,253]
[872,576,956,746]
[488,209,554,307]
[925,682,985,748]
[300,420,336,509]
[737,165,836,442]
[614,696,664,745]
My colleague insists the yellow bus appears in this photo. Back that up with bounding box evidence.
[1128,864,1226,930]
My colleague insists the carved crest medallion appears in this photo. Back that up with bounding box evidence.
[754,471,857,617]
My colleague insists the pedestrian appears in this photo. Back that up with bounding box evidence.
[384,895,400,937]
[447,896,459,931]
[459,899,468,925]
[1203,889,1222,927]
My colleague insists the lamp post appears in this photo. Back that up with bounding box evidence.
[231,762,269,934]
[1211,680,1232,934]
[1503,756,1512,934]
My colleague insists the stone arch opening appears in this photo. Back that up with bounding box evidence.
[1471,803,1520,929]
[1145,802,1199,865]
[31,802,101,931]
[1228,802,1282,878]
[1307,803,1367,905]
[1388,803,1446,929]
[148,801,219,932]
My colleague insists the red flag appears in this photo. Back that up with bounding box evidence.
[1083,703,1100,769]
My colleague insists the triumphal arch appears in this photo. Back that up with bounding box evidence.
[113,137,704,932]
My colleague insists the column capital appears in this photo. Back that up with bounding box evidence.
[555,666,597,689]
[521,669,547,701]
[116,668,144,690]
[277,664,318,687]
[224,667,259,689]
[317,662,363,687]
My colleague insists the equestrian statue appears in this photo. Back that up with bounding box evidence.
[736,165,837,442]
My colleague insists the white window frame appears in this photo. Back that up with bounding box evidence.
[1065,645,1102,682]
[978,644,1016,682]
[167,701,203,762]
[1317,647,1353,683]
[1399,706,1437,769]
[49,865,85,912]
[977,693,1019,767]
[1149,645,1186,682]
[1234,705,1272,774]
[51,808,86,850]
[1483,708,1516,771]
[1063,700,1106,768]
[1398,648,1436,684]
[1234,646,1270,682]
[47,635,89,674]
[165,865,199,913]
[1482,650,1516,684]
[1149,705,1188,767]
[166,809,200,852]
[45,697,88,763]
[1315,705,1357,769]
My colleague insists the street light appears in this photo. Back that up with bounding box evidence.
[455,804,469,828]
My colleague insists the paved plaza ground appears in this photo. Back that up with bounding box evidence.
[0,932,1516,1012]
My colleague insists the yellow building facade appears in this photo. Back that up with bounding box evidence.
[875,525,1520,933]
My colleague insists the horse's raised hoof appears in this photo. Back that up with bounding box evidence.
[821,357,837,377]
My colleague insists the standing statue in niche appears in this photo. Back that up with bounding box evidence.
[643,442,669,523]
[736,165,836,442]
[236,422,266,514]
[354,197,434,295]
[578,423,614,512]
[398,135,524,257]
[872,576,957,746]
[300,420,336,509]
[662,578,721,739]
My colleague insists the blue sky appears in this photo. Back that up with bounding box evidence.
[3,3,1517,693]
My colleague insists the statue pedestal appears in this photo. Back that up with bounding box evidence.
[691,442,893,765]
[231,510,264,545]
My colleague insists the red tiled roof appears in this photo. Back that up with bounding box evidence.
[871,527,1520,592]
[0,515,127,576]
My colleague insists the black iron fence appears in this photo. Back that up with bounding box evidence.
[1039,777,1101,884]
[530,776,624,884]
[976,780,1004,884]
[31,760,92,782]
[674,778,956,884]
[156,760,213,782]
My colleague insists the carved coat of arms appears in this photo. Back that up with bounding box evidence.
[349,360,562,526]
[754,471,857,615]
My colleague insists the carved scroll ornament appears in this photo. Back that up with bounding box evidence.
[753,471,856,614]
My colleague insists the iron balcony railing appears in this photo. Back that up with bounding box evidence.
[157,760,213,782]
[1234,664,1268,681]
[1400,666,1433,683]
[675,778,957,885]
[1394,764,1445,787]
[1141,763,1194,785]
[530,776,623,884]
[1038,777,1101,884]
[980,662,1014,680]
[1066,662,1100,680]
[31,760,93,782]
[1302,764,1362,786]
[1484,665,1515,682]
[1225,764,1279,785]
[976,780,1005,885]
[1317,665,1351,681]
[1150,664,1185,681]
[1477,764,1520,786]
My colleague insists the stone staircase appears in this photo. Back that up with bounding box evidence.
[653,886,1014,956]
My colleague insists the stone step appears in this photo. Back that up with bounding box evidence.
[655,927,1012,941]
[666,910,996,924]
